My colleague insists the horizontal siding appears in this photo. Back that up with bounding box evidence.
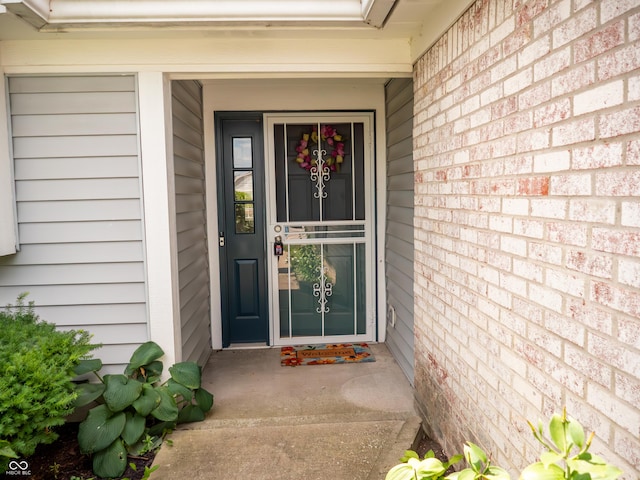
[0,75,147,372]
[14,156,140,179]
[384,77,415,385]
[172,80,211,366]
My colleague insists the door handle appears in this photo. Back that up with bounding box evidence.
[219,232,225,247]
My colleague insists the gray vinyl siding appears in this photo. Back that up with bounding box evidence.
[384,77,415,384]
[0,75,147,374]
[172,80,211,367]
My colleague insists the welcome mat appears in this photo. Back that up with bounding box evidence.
[280,343,375,366]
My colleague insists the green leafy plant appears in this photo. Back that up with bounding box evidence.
[75,341,214,478]
[521,408,622,480]
[123,462,160,480]
[448,443,509,480]
[290,244,322,283]
[386,410,622,480]
[386,449,463,480]
[0,294,97,471]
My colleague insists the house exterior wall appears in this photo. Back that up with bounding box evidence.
[413,0,640,477]
[384,77,416,384]
[0,74,148,373]
[171,79,211,366]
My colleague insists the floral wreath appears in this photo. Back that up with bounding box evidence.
[295,125,346,172]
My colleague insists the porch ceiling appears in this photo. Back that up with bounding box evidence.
[0,0,472,60]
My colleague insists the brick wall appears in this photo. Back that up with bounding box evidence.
[412,0,640,476]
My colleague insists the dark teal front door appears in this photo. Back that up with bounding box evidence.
[216,113,268,347]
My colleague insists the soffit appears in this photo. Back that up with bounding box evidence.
[0,0,471,63]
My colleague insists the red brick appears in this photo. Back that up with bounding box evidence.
[592,228,640,256]
[504,23,533,57]
[519,81,551,109]
[574,20,625,64]
[566,250,613,279]
[547,221,588,247]
[492,95,517,119]
[565,343,611,387]
[551,62,595,96]
[600,105,640,138]
[591,282,640,319]
[628,139,640,165]
[572,142,623,169]
[631,11,640,42]
[517,176,549,195]
[534,47,571,82]
[517,0,549,27]
[533,98,570,127]
[549,173,591,196]
[552,4,596,47]
[595,170,640,196]
[552,117,595,146]
[598,42,640,81]
[601,0,640,23]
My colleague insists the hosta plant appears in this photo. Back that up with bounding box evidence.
[75,341,214,478]
[386,409,622,480]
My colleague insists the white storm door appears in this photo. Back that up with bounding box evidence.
[265,113,376,346]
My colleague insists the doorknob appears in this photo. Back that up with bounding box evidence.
[219,232,225,247]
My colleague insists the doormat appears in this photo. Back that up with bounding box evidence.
[280,343,375,366]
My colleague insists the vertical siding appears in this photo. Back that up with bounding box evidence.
[172,80,211,366]
[384,78,415,384]
[0,75,147,373]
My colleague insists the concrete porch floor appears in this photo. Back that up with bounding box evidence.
[151,343,421,480]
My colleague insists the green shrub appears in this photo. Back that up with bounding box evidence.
[76,341,214,478]
[0,294,97,470]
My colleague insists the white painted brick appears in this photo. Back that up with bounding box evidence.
[504,68,533,96]
[546,312,585,346]
[569,199,616,224]
[618,258,640,290]
[502,348,528,378]
[500,272,527,297]
[503,198,529,215]
[491,17,515,46]
[489,215,513,232]
[621,201,640,227]
[514,219,544,238]
[629,75,640,102]
[518,35,551,68]
[530,198,567,219]
[574,81,624,115]
[550,173,592,195]
[533,150,570,172]
[501,235,527,256]
[601,0,639,23]
[587,382,640,437]
[546,268,586,298]
[529,283,564,313]
[564,343,610,386]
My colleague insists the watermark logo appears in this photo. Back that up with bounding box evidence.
[5,460,31,476]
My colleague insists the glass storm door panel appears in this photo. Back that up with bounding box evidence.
[265,115,374,345]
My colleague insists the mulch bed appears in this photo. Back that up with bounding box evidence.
[7,422,156,480]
